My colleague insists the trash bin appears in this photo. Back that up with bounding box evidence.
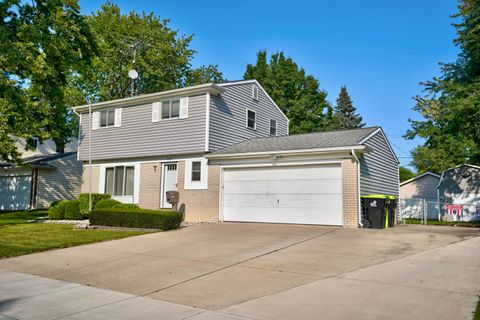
[361,195,397,229]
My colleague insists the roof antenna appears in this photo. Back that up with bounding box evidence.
[128,44,139,97]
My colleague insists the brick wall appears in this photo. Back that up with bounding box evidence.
[177,161,220,222]
[342,158,359,228]
[139,162,162,209]
[80,165,99,193]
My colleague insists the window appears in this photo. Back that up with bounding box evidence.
[270,119,277,136]
[104,166,134,196]
[161,99,181,119]
[247,109,256,129]
[26,137,38,150]
[191,161,201,182]
[252,85,259,100]
[100,109,115,127]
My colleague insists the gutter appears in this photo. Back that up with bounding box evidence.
[351,149,363,227]
[207,145,367,160]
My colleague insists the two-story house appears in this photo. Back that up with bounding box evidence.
[75,79,399,227]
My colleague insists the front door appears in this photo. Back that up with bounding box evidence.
[161,163,178,208]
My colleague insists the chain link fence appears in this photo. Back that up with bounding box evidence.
[399,198,480,225]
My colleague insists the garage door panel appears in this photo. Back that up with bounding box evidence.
[0,176,31,211]
[223,166,341,182]
[223,207,343,225]
[224,179,342,194]
[223,164,344,226]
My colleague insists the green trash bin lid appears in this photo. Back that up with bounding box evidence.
[361,194,397,200]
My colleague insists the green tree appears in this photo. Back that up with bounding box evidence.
[399,166,416,182]
[333,85,365,129]
[405,0,480,173]
[73,2,195,102]
[184,64,225,86]
[244,50,331,134]
[0,0,97,162]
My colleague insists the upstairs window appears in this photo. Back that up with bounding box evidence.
[270,119,277,136]
[100,109,115,127]
[252,85,259,100]
[161,99,180,119]
[246,109,256,129]
[26,137,38,150]
[191,161,201,182]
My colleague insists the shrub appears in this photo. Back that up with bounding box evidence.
[112,203,140,209]
[90,209,183,230]
[64,200,82,220]
[79,193,111,217]
[49,200,61,209]
[48,200,68,220]
[95,199,122,209]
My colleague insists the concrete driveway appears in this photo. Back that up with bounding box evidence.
[0,223,479,319]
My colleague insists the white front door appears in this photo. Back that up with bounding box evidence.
[161,163,178,208]
[222,164,343,225]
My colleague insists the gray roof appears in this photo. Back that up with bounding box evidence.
[210,127,379,155]
[0,152,76,169]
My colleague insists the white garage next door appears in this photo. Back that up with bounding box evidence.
[222,164,343,225]
[0,176,31,211]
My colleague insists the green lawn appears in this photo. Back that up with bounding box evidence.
[404,218,480,227]
[0,211,151,259]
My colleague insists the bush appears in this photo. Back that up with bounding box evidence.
[49,200,61,209]
[79,193,111,217]
[90,209,183,230]
[95,199,122,209]
[48,200,68,220]
[112,203,140,209]
[64,200,82,220]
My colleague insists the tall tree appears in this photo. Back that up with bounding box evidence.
[184,64,225,86]
[72,2,195,102]
[333,85,365,129]
[399,166,416,182]
[0,0,97,162]
[244,50,331,134]
[405,0,480,173]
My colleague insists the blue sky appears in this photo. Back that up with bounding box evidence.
[79,0,460,169]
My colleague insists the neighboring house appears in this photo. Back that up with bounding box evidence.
[75,79,399,227]
[437,164,480,220]
[400,172,440,200]
[15,137,78,159]
[0,139,82,211]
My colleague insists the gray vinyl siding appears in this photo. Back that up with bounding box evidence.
[209,83,288,151]
[37,154,82,208]
[78,94,207,161]
[360,131,399,196]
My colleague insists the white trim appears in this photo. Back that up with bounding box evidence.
[184,158,208,189]
[400,172,440,186]
[359,127,400,164]
[246,108,256,130]
[98,163,140,204]
[218,80,289,123]
[152,102,160,122]
[82,155,208,167]
[219,159,343,169]
[74,83,225,112]
[205,93,210,151]
[351,149,362,227]
[114,108,122,127]
[207,145,366,159]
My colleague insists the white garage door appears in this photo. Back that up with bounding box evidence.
[222,164,343,225]
[0,175,31,211]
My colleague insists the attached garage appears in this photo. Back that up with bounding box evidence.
[0,174,32,211]
[223,164,343,225]
[208,127,399,228]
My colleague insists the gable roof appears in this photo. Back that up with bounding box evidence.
[208,127,379,157]
[400,172,440,186]
[217,79,290,123]
[0,152,76,169]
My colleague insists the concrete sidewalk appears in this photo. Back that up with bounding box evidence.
[0,270,249,320]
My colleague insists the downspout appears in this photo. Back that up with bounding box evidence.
[351,149,363,227]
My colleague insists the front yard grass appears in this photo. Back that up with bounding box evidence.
[0,211,151,259]
[404,218,480,227]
